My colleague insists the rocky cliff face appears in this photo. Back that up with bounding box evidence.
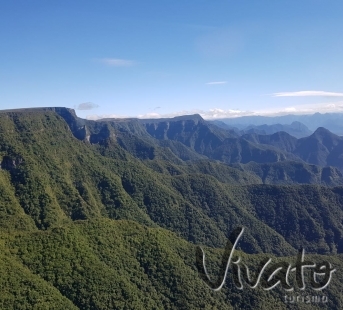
[143,117,227,153]
[2,107,342,172]
[0,107,89,141]
[0,155,24,171]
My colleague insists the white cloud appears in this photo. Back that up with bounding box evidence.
[138,112,161,118]
[86,113,129,120]
[206,81,227,85]
[137,110,199,119]
[259,101,343,117]
[76,102,99,110]
[136,108,253,119]
[85,101,343,121]
[99,58,135,67]
[273,91,343,97]
[205,108,250,118]
[283,107,297,112]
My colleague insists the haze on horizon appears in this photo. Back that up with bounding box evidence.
[1,1,343,120]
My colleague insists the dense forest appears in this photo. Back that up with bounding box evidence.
[0,108,342,309]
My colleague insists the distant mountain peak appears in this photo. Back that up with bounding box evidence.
[312,127,335,137]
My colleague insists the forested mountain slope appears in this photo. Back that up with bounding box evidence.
[242,128,343,171]
[0,108,342,309]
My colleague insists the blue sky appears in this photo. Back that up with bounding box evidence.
[1,0,343,119]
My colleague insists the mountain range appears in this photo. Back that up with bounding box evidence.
[211,120,313,138]
[212,112,343,136]
[0,107,342,309]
